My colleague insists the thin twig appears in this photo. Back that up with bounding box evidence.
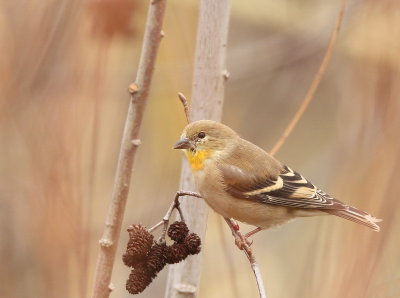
[269,0,347,156]
[151,191,202,242]
[178,92,191,124]
[224,218,266,298]
[91,0,167,297]
[148,220,164,234]
[158,192,197,238]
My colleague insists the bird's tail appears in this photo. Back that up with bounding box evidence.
[326,206,382,232]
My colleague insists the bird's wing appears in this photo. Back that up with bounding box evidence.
[219,164,344,210]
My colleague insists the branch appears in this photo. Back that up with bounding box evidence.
[224,218,266,298]
[178,92,191,124]
[148,191,202,237]
[91,0,167,297]
[269,0,347,156]
[165,0,230,297]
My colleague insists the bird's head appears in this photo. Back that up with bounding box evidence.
[173,120,238,170]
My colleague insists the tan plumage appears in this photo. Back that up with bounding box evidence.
[173,120,382,232]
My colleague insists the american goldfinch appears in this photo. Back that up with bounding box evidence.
[173,120,381,235]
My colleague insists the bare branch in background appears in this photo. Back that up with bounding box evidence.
[269,0,347,156]
[165,0,230,297]
[91,0,167,297]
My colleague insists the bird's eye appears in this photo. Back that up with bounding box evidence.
[197,131,206,139]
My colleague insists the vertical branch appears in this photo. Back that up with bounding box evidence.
[91,1,167,298]
[165,0,230,297]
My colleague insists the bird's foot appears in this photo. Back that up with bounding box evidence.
[233,231,253,250]
[234,227,263,250]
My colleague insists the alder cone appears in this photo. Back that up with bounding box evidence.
[123,224,154,267]
[185,233,201,255]
[165,243,189,264]
[146,243,167,274]
[126,263,153,295]
[167,221,189,242]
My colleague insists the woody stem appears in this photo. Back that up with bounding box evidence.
[224,217,267,298]
[150,191,202,242]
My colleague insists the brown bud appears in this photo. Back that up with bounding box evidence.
[167,221,189,243]
[146,243,167,274]
[126,263,153,295]
[123,224,154,267]
[165,243,189,264]
[185,233,201,255]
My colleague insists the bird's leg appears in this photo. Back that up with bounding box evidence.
[224,218,253,250]
[244,227,262,240]
[236,227,262,247]
[230,219,240,231]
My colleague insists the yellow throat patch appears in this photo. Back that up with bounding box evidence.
[185,149,212,171]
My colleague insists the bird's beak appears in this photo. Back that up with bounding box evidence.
[173,138,193,150]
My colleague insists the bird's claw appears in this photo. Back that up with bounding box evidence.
[234,231,253,250]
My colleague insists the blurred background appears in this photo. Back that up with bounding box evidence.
[1,0,399,297]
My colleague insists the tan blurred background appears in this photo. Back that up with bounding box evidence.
[1,0,399,297]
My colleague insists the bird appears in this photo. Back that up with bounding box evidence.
[173,120,381,239]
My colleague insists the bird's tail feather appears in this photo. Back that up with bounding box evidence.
[326,206,382,232]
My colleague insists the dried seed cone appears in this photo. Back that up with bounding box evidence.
[122,252,136,267]
[123,224,154,267]
[185,233,201,255]
[146,243,167,274]
[167,221,189,242]
[127,224,154,251]
[126,263,153,295]
[165,243,189,264]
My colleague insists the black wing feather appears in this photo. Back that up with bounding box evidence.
[221,165,344,210]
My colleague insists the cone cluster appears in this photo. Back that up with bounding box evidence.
[165,222,201,264]
[124,221,201,295]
